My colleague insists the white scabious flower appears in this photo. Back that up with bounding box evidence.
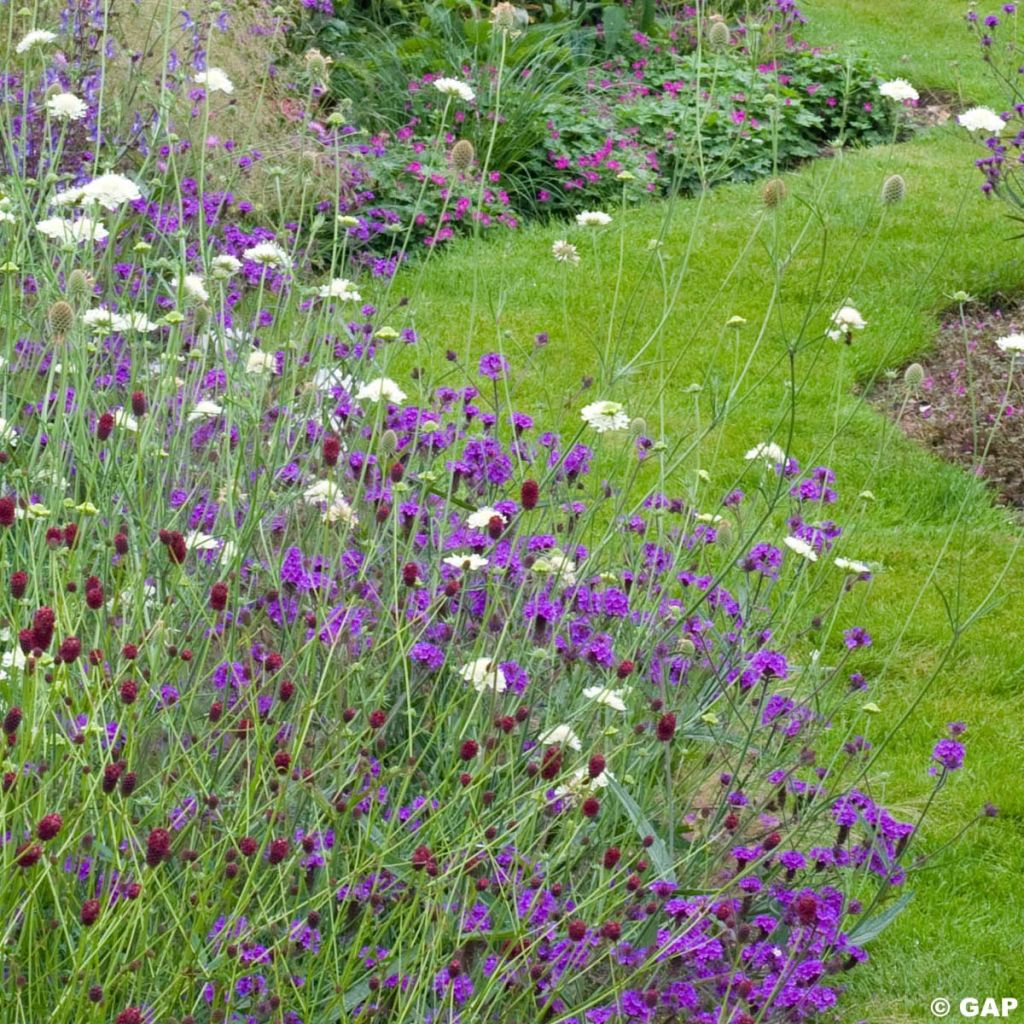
[245,350,277,375]
[194,67,235,94]
[555,765,615,799]
[580,399,629,433]
[313,367,356,393]
[552,239,580,264]
[120,311,158,332]
[187,399,224,422]
[175,273,209,302]
[0,645,28,681]
[783,536,818,562]
[459,658,506,693]
[0,210,15,225]
[211,254,242,278]
[317,277,362,301]
[16,29,57,54]
[466,507,506,529]
[356,377,406,405]
[113,409,139,432]
[744,442,787,465]
[575,210,612,227]
[83,308,128,334]
[80,173,142,211]
[538,724,582,751]
[36,216,108,244]
[995,333,1024,353]
[530,551,578,587]
[322,496,358,526]
[45,92,88,121]
[185,531,238,563]
[834,557,871,574]
[434,77,475,102]
[242,241,291,268]
[826,304,866,342]
[878,79,918,103]
[443,553,489,571]
[957,106,1006,133]
[0,417,18,447]
[582,685,631,712]
[52,186,87,207]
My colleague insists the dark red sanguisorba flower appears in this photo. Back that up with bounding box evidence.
[2,706,22,735]
[588,754,606,778]
[31,607,56,650]
[15,842,43,868]
[119,679,137,704]
[116,1009,144,1024]
[145,827,171,867]
[520,479,539,510]
[80,898,101,926]
[459,739,479,761]
[96,412,114,440]
[322,434,341,466]
[57,636,82,663]
[37,813,63,841]
[209,582,228,611]
[581,796,601,818]
[0,497,15,527]
[655,712,676,742]
[267,837,289,864]
[567,919,587,941]
[9,571,27,598]
[131,391,146,417]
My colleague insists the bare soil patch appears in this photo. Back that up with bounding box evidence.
[870,299,1024,507]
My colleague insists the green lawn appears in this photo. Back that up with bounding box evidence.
[390,9,1024,1015]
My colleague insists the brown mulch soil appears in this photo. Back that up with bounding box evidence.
[869,300,1024,507]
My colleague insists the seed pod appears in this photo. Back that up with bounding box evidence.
[762,177,787,209]
[380,429,398,456]
[66,269,94,306]
[903,362,925,390]
[48,300,74,338]
[451,139,475,172]
[881,173,906,204]
[708,19,731,49]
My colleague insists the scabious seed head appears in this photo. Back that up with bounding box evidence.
[47,300,74,336]
[708,18,731,48]
[903,362,925,389]
[881,173,906,204]
[451,139,475,172]
[762,177,787,208]
[66,269,94,306]
[380,429,398,455]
